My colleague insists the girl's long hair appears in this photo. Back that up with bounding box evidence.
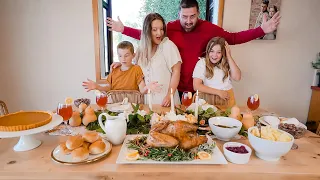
[135,13,166,67]
[205,37,230,81]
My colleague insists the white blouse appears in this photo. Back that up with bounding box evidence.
[138,37,182,105]
[192,58,232,90]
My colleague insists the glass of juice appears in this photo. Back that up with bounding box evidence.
[96,92,108,111]
[181,91,193,109]
[57,103,73,131]
[247,94,260,112]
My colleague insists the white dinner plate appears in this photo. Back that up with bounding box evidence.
[51,139,112,165]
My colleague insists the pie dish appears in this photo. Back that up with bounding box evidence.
[0,111,52,131]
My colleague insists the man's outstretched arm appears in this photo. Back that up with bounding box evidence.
[106,16,141,40]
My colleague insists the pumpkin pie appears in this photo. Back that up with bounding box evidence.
[0,111,52,131]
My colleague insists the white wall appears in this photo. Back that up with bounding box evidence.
[0,0,96,112]
[0,0,319,123]
[223,0,320,123]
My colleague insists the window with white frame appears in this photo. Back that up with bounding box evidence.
[93,0,224,82]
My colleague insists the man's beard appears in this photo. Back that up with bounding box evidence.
[183,23,195,32]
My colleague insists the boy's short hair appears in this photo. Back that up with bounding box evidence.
[117,41,134,54]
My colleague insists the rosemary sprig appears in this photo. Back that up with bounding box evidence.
[127,136,215,162]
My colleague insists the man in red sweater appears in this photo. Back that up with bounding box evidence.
[107,0,280,97]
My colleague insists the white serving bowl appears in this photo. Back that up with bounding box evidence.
[248,126,294,161]
[223,142,252,164]
[208,117,242,141]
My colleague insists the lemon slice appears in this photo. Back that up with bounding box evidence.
[95,90,102,96]
[126,150,140,161]
[65,97,73,105]
[188,92,192,99]
[197,151,211,160]
[253,94,259,101]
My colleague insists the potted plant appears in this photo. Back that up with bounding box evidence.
[311,52,320,87]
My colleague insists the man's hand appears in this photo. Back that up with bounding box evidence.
[261,12,281,34]
[106,16,124,33]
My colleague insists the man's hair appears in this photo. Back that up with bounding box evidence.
[262,0,269,6]
[179,0,199,11]
[117,41,134,54]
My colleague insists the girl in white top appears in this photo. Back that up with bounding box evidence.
[135,13,182,106]
[192,37,241,107]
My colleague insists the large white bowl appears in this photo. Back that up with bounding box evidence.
[208,117,242,141]
[248,126,294,161]
[223,142,252,164]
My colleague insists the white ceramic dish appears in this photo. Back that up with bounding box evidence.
[259,116,307,129]
[279,117,307,129]
[248,126,294,161]
[107,103,132,112]
[116,135,228,164]
[51,139,112,165]
[0,113,63,151]
[223,142,252,164]
[208,117,242,141]
[259,116,280,128]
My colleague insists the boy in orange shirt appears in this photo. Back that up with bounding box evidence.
[82,41,159,93]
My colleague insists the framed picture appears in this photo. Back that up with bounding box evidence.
[249,0,281,40]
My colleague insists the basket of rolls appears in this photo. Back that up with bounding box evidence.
[51,131,112,164]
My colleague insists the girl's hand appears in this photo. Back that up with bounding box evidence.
[110,62,122,69]
[147,81,162,93]
[217,90,230,100]
[225,41,232,59]
[161,94,171,107]
[82,79,97,92]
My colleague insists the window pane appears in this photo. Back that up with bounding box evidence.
[112,0,141,63]
[103,7,109,72]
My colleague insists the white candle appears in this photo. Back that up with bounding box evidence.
[170,88,175,113]
[148,89,152,111]
[195,90,199,120]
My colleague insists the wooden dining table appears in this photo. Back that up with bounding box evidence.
[0,105,320,180]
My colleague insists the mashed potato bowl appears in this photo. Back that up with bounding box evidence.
[248,126,294,161]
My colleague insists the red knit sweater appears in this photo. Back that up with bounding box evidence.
[123,19,265,92]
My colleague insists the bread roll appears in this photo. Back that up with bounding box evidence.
[82,141,91,150]
[66,135,84,150]
[82,131,100,143]
[58,142,72,155]
[89,140,106,155]
[71,147,89,162]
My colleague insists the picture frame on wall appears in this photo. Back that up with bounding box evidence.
[249,0,281,40]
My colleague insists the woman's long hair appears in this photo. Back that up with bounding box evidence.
[205,37,230,81]
[135,13,166,67]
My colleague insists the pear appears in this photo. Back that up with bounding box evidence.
[82,106,97,126]
[69,110,82,127]
[79,103,88,113]
[242,112,255,130]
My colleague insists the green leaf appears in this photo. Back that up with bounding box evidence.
[137,114,145,123]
